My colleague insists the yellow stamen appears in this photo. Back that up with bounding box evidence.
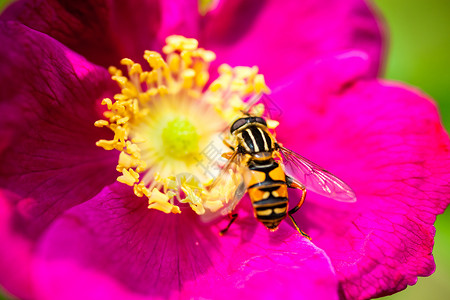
[148,188,181,214]
[117,168,139,186]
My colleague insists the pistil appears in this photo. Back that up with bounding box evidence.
[162,118,199,159]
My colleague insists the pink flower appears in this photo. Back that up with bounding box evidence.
[0,1,449,300]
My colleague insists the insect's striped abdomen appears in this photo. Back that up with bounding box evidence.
[246,159,289,231]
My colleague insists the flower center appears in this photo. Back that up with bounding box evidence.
[162,118,199,159]
[95,35,271,216]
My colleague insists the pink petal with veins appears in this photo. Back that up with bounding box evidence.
[1,0,200,67]
[0,22,118,239]
[34,183,339,300]
[203,0,384,84]
[272,52,450,299]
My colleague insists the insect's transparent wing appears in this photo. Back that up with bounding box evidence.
[279,146,356,202]
[201,152,247,222]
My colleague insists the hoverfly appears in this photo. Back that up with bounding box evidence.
[209,113,356,239]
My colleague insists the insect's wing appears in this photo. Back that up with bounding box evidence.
[279,146,356,202]
[201,152,247,222]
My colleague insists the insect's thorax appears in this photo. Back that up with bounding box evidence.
[235,124,276,154]
[245,157,289,231]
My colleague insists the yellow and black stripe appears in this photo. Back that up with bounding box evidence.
[230,117,290,231]
[237,125,275,154]
[247,158,289,231]
[219,116,310,237]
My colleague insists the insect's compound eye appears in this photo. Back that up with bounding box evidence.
[230,118,248,133]
[253,117,267,127]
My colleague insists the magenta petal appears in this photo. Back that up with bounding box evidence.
[0,190,35,299]
[270,56,450,298]
[0,22,118,238]
[1,0,200,66]
[34,183,339,300]
[202,0,384,84]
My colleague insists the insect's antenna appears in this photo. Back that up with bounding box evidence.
[241,92,263,115]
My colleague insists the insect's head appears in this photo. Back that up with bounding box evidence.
[230,116,267,134]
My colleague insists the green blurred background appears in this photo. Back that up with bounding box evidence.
[375,0,450,299]
[0,0,448,299]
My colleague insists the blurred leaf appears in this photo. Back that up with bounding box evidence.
[377,0,450,130]
[0,0,13,11]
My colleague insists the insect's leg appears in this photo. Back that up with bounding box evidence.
[222,138,235,151]
[286,176,311,240]
[221,152,235,160]
[219,211,238,236]
[221,138,237,160]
